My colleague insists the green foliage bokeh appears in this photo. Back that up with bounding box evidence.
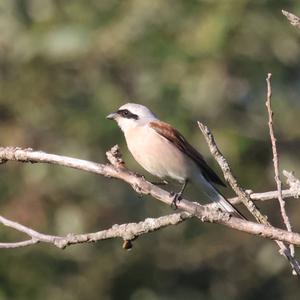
[1,1,300,299]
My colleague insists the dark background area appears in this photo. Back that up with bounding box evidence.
[1,0,300,299]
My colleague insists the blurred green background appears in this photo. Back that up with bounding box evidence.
[1,0,300,299]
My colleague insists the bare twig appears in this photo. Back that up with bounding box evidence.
[229,187,300,205]
[229,163,300,206]
[0,239,39,249]
[197,122,300,276]
[266,73,295,260]
[198,123,268,224]
[282,10,300,28]
[0,212,191,249]
[1,147,300,249]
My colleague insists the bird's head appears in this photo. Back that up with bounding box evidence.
[106,103,157,132]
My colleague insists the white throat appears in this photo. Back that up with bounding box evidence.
[117,115,157,133]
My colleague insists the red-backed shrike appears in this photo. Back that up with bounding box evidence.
[107,103,243,218]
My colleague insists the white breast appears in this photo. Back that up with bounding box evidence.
[124,125,196,182]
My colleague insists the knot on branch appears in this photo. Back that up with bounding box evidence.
[0,158,7,164]
[122,240,133,250]
[106,145,125,168]
[54,234,75,249]
[131,176,148,194]
[54,233,91,249]
[202,208,231,223]
[54,240,68,249]
[192,202,231,223]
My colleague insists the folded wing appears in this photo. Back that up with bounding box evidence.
[149,121,226,187]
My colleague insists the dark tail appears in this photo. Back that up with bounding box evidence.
[196,174,246,219]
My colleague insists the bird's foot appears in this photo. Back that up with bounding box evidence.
[170,191,182,210]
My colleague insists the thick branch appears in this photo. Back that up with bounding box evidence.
[1,147,300,248]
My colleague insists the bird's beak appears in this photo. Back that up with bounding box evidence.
[106,112,117,120]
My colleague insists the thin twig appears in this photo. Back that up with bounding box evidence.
[197,122,300,276]
[229,188,300,205]
[197,123,268,223]
[0,239,39,249]
[266,73,295,258]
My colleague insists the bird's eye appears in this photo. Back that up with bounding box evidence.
[117,109,138,120]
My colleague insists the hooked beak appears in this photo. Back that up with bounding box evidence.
[106,112,117,120]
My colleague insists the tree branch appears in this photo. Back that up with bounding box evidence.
[197,120,300,276]
[0,212,191,249]
[197,123,269,223]
[266,73,295,261]
[0,239,39,249]
[1,146,300,249]
[282,10,300,28]
[229,187,300,205]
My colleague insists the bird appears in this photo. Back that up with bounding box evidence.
[107,103,244,218]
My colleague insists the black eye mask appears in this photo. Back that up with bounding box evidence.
[117,109,139,120]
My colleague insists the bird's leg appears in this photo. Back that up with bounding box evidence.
[170,179,188,209]
[150,180,169,186]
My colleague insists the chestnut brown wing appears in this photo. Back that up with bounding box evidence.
[149,121,226,187]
